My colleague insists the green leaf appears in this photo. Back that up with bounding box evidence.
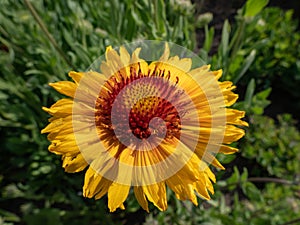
[227,166,240,191]
[256,88,271,99]
[0,91,8,100]
[154,0,166,36]
[0,209,21,222]
[233,50,256,83]
[203,25,214,52]
[244,0,269,17]
[221,20,230,61]
[240,168,248,183]
[244,78,256,109]
[244,87,271,115]
[198,49,209,63]
[242,182,262,201]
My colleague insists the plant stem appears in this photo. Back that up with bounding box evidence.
[24,0,75,69]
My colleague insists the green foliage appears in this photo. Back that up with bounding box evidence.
[240,6,300,115]
[243,7,300,87]
[144,177,300,225]
[242,114,300,179]
[235,80,271,116]
[202,2,300,103]
[205,5,262,83]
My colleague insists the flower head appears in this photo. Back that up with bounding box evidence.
[42,41,247,212]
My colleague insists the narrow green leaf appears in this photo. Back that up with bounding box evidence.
[221,20,230,60]
[241,168,248,182]
[198,49,208,64]
[256,88,271,99]
[233,49,256,83]
[244,78,256,109]
[154,0,166,35]
[203,25,214,52]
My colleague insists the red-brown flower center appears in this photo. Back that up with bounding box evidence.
[129,96,180,139]
[95,63,185,148]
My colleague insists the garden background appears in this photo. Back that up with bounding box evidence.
[0,0,300,224]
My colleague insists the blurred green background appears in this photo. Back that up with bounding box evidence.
[0,0,300,224]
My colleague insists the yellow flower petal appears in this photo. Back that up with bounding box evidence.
[41,117,67,134]
[62,154,88,173]
[159,42,170,61]
[83,167,114,201]
[119,46,130,65]
[223,125,246,144]
[142,182,167,211]
[108,183,130,212]
[42,99,73,116]
[105,46,124,75]
[166,175,199,205]
[68,71,83,84]
[194,179,211,199]
[218,145,239,154]
[49,138,79,156]
[167,56,192,72]
[226,108,249,126]
[49,81,77,98]
[134,186,149,212]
